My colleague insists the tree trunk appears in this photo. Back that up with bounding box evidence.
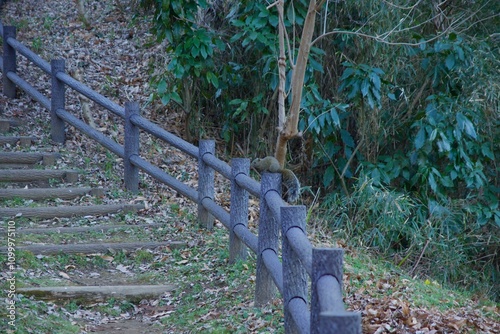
[275,0,319,165]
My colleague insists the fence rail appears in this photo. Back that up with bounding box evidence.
[0,21,361,333]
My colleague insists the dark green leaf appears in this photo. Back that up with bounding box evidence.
[415,127,426,149]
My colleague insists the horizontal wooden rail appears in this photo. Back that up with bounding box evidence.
[202,152,231,179]
[317,275,344,314]
[201,197,230,228]
[285,227,313,276]
[6,71,51,109]
[233,224,258,254]
[130,114,198,158]
[234,172,261,198]
[288,298,310,334]
[129,154,198,201]
[7,36,51,74]
[56,71,125,118]
[55,108,125,158]
[264,188,287,220]
[262,248,283,294]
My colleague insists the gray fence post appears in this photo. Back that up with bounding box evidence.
[255,172,281,306]
[2,26,17,98]
[311,248,361,334]
[282,205,309,333]
[50,59,66,144]
[229,158,250,263]
[198,139,215,230]
[124,101,140,193]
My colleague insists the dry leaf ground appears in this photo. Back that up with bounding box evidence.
[0,0,499,333]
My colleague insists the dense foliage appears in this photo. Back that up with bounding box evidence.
[139,0,499,296]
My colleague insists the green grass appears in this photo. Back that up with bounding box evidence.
[0,295,80,334]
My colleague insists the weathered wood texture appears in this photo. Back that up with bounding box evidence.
[124,102,140,193]
[17,285,176,302]
[198,140,215,229]
[0,203,143,218]
[0,152,60,164]
[0,169,77,182]
[255,172,281,306]
[0,187,104,200]
[0,241,185,255]
[229,158,250,263]
[3,223,163,235]
[282,206,309,333]
[0,136,34,146]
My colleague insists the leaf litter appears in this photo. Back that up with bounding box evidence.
[0,0,499,333]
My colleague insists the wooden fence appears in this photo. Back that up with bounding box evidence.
[0,22,361,333]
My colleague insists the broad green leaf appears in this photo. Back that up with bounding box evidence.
[481,144,494,160]
[341,129,355,148]
[329,108,340,127]
[445,53,456,70]
[369,72,381,91]
[323,165,335,188]
[415,127,426,149]
[428,172,437,192]
[340,67,355,81]
[157,79,167,94]
[361,79,370,97]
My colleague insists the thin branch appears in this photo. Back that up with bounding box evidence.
[311,27,451,47]
[317,140,349,197]
[409,238,430,276]
[379,0,423,10]
[340,138,363,179]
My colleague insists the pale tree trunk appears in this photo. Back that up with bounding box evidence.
[274,0,320,167]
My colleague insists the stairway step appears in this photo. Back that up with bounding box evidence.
[0,163,35,169]
[0,136,35,147]
[0,169,78,182]
[0,203,144,219]
[17,285,177,302]
[0,187,104,200]
[0,118,23,133]
[0,241,185,255]
[3,223,162,235]
[0,152,60,165]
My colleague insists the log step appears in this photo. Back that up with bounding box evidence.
[0,163,35,169]
[0,136,35,146]
[0,241,185,255]
[0,187,105,200]
[0,118,23,133]
[0,152,60,165]
[4,223,163,235]
[0,203,144,219]
[0,169,78,182]
[17,285,177,302]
